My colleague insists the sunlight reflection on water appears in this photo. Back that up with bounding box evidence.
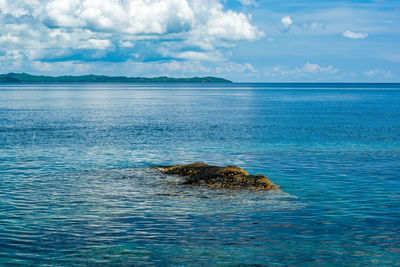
[1,85,399,265]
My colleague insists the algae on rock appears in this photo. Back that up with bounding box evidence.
[157,162,278,190]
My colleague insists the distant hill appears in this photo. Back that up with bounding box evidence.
[0,73,232,83]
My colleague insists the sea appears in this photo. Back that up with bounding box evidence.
[0,83,399,266]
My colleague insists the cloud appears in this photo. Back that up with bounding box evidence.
[41,0,264,41]
[0,0,264,67]
[216,62,256,74]
[78,39,112,50]
[205,9,264,41]
[238,0,257,6]
[32,60,91,73]
[281,16,293,29]
[363,69,393,79]
[301,62,320,73]
[264,63,338,78]
[302,62,338,74]
[0,50,24,69]
[342,30,368,39]
[25,59,257,80]
[43,0,195,34]
[0,33,20,44]
[304,22,325,30]
[156,60,212,74]
[0,0,29,17]
[174,50,222,61]
[119,41,134,48]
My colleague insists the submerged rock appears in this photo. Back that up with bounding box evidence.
[157,162,279,190]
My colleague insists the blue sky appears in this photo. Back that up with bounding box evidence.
[0,0,399,82]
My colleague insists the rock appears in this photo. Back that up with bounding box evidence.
[157,162,279,190]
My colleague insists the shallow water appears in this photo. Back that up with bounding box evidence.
[0,83,399,266]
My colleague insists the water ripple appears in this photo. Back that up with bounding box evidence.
[1,86,399,265]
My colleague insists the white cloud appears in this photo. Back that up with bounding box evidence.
[0,50,24,69]
[342,30,368,39]
[244,63,256,72]
[0,33,20,43]
[32,60,91,73]
[0,0,265,68]
[304,21,325,30]
[216,62,256,74]
[0,0,43,17]
[206,9,263,41]
[238,0,257,6]
[0,0,30,17]
[42,0,263,41]
[281,16,293,28]
[78,39,112,50]
[119,40,134,48]
[363,69,393,79]
[43,0,192,34]
[302,62,320,73]
[157,60,212,73]
[174,51,220,61]
[302,62,338,74]
[265,63,338,78]
[34,59,254,78]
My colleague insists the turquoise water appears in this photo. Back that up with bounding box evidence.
[0,83,399,266]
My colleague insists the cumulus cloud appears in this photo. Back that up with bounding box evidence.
[174,51,221,61]
[302,62,338,74]
[342,30,368,39]
[0,0,264,69]
[78,39,112,50]
[205,9,263,41]
[301,62,320,73]
[41,0,264,41]
[119,41,134,48]
[281,16,293,29]
[20,59,257,80]
[0,33,20,44]
[0,0,29,17]
[43,0,195,34]
[0,50,24,69]
[264,63,338,78]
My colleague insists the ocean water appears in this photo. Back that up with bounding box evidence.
[0,83,399,266]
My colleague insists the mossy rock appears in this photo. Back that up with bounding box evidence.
[157,162,278,190]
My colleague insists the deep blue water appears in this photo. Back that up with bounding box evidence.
[0,83,399,266]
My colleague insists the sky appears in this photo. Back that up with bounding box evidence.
[0,0,399,82]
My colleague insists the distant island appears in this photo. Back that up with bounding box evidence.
[0,73,232,83]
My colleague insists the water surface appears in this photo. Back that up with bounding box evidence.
[0,83,399,266]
